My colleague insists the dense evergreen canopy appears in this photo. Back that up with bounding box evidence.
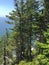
[0,0,49,65]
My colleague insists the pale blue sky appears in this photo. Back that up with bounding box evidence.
[0,0,14,17]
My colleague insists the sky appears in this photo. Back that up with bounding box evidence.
[0,0,14,17]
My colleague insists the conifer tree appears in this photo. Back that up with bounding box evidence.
[34,0,49,65]
[6,0,40,64]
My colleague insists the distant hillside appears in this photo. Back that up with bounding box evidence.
[0,17,13,36]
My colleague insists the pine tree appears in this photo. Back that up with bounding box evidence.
[33,0,49,65]
[6,0,40,64]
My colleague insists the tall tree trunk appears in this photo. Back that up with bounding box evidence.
[4,40,6,65]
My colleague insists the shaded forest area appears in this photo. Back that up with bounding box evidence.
[0,0,49,65]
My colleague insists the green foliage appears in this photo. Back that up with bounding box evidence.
[0,0,49,65]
